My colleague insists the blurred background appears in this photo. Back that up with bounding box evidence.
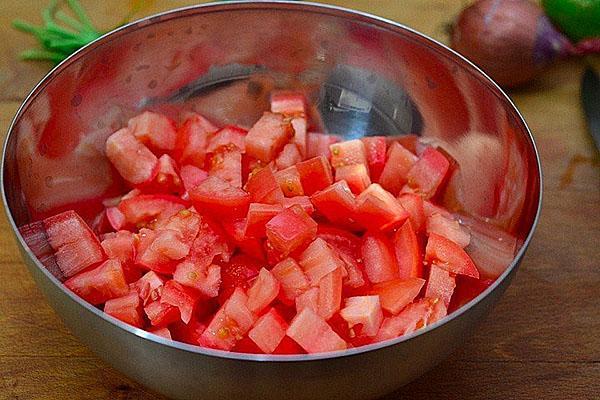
[0,1,597,399]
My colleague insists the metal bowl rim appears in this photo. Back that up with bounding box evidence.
[1,0,543,362]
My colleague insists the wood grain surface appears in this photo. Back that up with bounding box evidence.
[0,1,598,399]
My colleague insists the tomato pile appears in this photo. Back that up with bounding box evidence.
[20,92,517,354]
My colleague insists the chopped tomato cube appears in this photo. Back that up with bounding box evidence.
[334,164,371,194]
[372,277,425,314]
[266,205,317,257]
[207,150,243,188]
[275,143,303,170]
[128,111,178,152]
[340,295,383,337]
[354,184,409,232]
[317,225,366,289]
[132,270,165,305]
[397,193,426,233]
[295,287,319,314]
[275,166,304,197]
[244,203,283,238]
[160,280,200,324]
[180,165,208,193]
[427,298,448,324]
[317,267,344,320]
[245,166,285,204]
[271,258,310,303]
[329,139,368,169]
[270,91,306,115]
[135,228,190,274]
[311,180,356,226]
[218,255,261,304]
[144,154,182,194]
[118,194,186,229]
[245,112,294,162]
[248,308,288,354]
[173,262,221,298]
[104,291,144,328]
[247,268,280,314]
[220,218,265,261]
[64,259,129,305]
[298,238,345,285]
[149,327,172,340]
[374,299,433,342]
[189,176,250,218]
[361,233,399,284]
[406,147,450,199]
[306,132,340,159]
[170,318,206,345]
[291,117,307,157]
[287,308,347,353]
[361,136,386,181]
[378,142,417,195]
[106,207,126,231]
[425,233,479,278]
[426,213,470,248]
[175,113,217,168]
[44,210,106,278]
[296,155,334,195]
[105,128,158,185]
[281,196,315,215]
[101,230,138,281]
[144,300,180,327]
[393,221,423,279]
[425,264,456,307]
[449,276,493,312]
[206,125,246,153]
[157,209,201,246]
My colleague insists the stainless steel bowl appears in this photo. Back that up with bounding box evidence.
[1,2,542,399]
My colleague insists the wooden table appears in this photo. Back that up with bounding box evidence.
[0,1,598,399]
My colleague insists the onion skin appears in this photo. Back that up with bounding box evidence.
[451,0,574,88]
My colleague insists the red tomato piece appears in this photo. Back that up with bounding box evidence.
[247,268,280,314]
[244,203,283,238]
[306,132,340,159]
[104,291,144,328]
[128,111,178,152]
[340,295,383,337]
[275,143,303,170]
[393,220,423,279]
[361,136,386,181]
[245,112,294,162]
[298,238,345,285]
[144,300,181,327]
[397,193,426,233]
[310,180,356,226]
[149,327,172,340]
[406,147,450,199]
[378,142,418,195]
[135,228,190,274]
[374,299,433,342]
[220,218,265,261]
[271,258,310,303]
[295,286,319,314]
[287,308,347,353]
[189,176,250,218]
[118,194,186,229]
[131,270,165,305]
[64,259,129,305]
[291,117,307,157]
[173,262,221,298]
[245,166,285,204]
[44,210,106,278]
[427,298,448,324]
[248,308,288,354]
[335,164,371,194]
[423,200,453,219]
[157,209,201,246]
[354,184,409,232]
[19,221,64,280]
[317,267,344,320]
[296,155,334,195]
[180,165,208,193]
[425,264,456,307]
[175,113,217,168]
[161,280,200,324]
[426,213,470,248]
[106,207,126,231]
[361,233,399,284]
[145,154,183,194]
[101,230,138,282]
[425,233,480,278]
[273,335,306,354]
[372,277,425,315]
[281,196,315,215]
[170,318,206,345]
[105,128,158,186]
[449,276,494,312]
[317,225,366,289]
[266,205,317,257]
[329,139,368,169]
[206,125,246,153]
[270,91,306,115]
[188,217,232,268]
[274,166,304,197]
[219,255,261,304]
[207,150,243,188]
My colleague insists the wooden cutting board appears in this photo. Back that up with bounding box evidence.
[0,1,598,399]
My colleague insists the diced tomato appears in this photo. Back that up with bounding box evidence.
[317,225,366,289]
[245,112,294,162]
[273,335,306,354]
[106,207,126,231]
[354,184,409,232]
[270,91,306,115]
[149,327,172,340]
[374,299,433,342]
[160,280,200,324]
[378,142,417,195]
[427,213,470,248]
[296,156,334,195]
[144,300,181,327]
[188,217,232,268]
[306,132,340,159]
[406,147,450,199]
[118,194,186,229]
[128,111,178,152]
[275,143,303,170]
[388,134,419,155]
[361,233,398,284]
[105,128,158,186]
[340,295,383,337]
[157,209,201,246]
[271,258,310,303]
[173,262,221,298]
[372,277,425,314]
[248,308,288,354]
[132,270,165,305]
[247,268,280,314]
[206,125,246,153]
[449,275,493,312]
[207,150,243,188]
[361,136,386,181]
[180,165,208,193]
[170,318,206,345]
[220,218,265,261]
[428,298,448,324]
[19,221,63,280]
[329,139,368,169]
[101,230,139,282]
[291,117,307,157]
[287,308,347,353]
[311,180,356,227]
[298,238,345,285]
[64,259,129,305]
[189,176,250,218]
[245,166,285,204]
[274,166,304,197]
[393,221,423,279]
[104,291,144,328]
[425,264,456,307]
[175,113,217,168]
[281,196,315,215]
[144,154,182,194]
[266,205,317,257]
[219,255,261,304]
[425,233,479,278]
[317,267,344,320]
[295,287,319,314]
[335,164,371,194]
[135,228,190,274]
[44,210,106,278]
[397,193,426,233]
[423,200,453,219]
[244,203,283,238]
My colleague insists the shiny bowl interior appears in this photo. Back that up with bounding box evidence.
[1,2,542,399]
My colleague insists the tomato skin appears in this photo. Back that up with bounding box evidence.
[296,156,334,195]
[170,318,206,345]
[220,218,265,261]
[103,291,145,328]
[407,147,450,199]
[372,277,425,315]
[174,113,217,168]
[189,176,251,218]
[310,180,356,227]
[265,205,318,257]
[424,264,456,307]
[334,164,371,195]
[361,136,387,181]
[397,193,426,233]
[317,225,366,289]
[354,184,409,232]
[361,233,399,284]
[245,203,283,238]
[378,142,417,195]
[245,166,285,204]
[426,213,470,248]
[64,259,129,305]
[425,233,480,278]
[393,221,423,279]
[449,276,493,313]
